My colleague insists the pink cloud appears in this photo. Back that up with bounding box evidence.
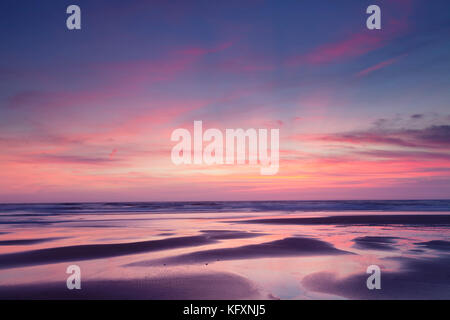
[356,55,406,77]
[298,125,450,149]
[109,148,118,158]
[287,1,412,67]
[7,41,233,114]
[178,41,233,56]
[214,58,275,73]
[288,32,384,66]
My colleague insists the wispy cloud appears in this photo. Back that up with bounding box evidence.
[287,32,385,66]
[356,55,406,77]
[306,125,450,149]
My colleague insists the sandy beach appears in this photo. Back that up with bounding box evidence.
[0,201,449,299]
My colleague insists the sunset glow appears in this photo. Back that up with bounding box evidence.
[1,0,449,202]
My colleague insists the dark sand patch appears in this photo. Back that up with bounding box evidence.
[409,249,425,253]
[233,215,450,226]
[352,236,400,251]
[128,237,352,266]
[0,237,66,246]
[0,220,71,225]
[0,272,266,300]
[0,236,216,269]
[0,230,263,269]
[414,240,450,251]
[200,230,265,240]
[302,255,450,299]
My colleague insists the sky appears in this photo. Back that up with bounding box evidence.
[0,0,449,203]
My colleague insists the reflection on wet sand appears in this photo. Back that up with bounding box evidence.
[0,202,449,299]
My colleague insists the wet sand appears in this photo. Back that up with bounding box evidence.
[128,237,352,266]
[0,231,263,269]
[0,203,449,299]
[0,272,265,300]
[234,214,450,226]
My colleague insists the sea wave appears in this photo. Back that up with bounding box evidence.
[0,200,449,215]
